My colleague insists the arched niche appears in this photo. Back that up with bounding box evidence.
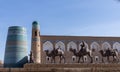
[90,42,100,51]
[113,42,120,51]
[43,41,53,51]
[79,41,89,51]
[67,41,77,51]
[102,42,111,50]
[55,41,65,51]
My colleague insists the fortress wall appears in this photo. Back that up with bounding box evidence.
[41,35,120,64]
[1,64,120,72]
[24,63,120,68]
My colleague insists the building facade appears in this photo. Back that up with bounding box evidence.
[41,35,120,64]
[31,21,120,64]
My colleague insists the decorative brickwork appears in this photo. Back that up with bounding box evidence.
[41,36,120,64]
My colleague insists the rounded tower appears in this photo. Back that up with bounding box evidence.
[4,26,28,68]
[31,21,41,63]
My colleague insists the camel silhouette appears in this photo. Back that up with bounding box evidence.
[99,48,119,63]
[70,41,93,63]
[45,48,65,63]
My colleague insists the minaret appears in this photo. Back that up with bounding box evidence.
[4,26,28,68]
[31,21,41,63]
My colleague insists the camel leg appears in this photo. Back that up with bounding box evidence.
[82,56,84,63]
[116,56,118,62]
[89,56,93,63]
[60,55,65,63]
[117,56,119,62]
[78,57,80,63]
[88,53,93,63]
[62,56,65,64]
[113,56,119,63]
[116,56,119,62]
[51,57,53,63]
[54,57,56,63]
[115,54,119,63]
[102,57,104,63]
[51,57,54,63]
[107,56,110,63]
[78,56,81,63]
[53,57,56,64]
[59,56,61,63]
[113,56,115,62]
[90,57,93,63]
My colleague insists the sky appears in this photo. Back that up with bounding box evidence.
[0,0,120,62]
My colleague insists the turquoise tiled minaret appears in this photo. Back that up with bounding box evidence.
[4,26,28,68]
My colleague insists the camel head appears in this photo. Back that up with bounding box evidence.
[44,50,49,54]
[92,48,95,52]
[81,41,85,47]
[114,49,118,52]
[99,49,105,56]
[99,49,103,53]
[69,48,75,51]
[44,50,52,57]
[69,48,76,53]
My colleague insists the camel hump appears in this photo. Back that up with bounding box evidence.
[58,49,64,54]
[114,50,118,55]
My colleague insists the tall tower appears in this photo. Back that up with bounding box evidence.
[4,26,28,68]
[31,21,41,63]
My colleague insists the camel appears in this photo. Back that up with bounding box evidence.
[69,48,83,62]
[44,48,65,63]
[69,41,93,63]
[99,48,119,63]
[69,48,93,63]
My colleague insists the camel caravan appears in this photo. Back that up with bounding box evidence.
[69,41,119,63]
[41,41,119,63]
[29,41,119,64]
[43,41,119,64]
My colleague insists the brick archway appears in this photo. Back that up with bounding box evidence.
[43,41,53,51]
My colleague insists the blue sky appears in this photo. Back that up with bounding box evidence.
[0,0,120,62]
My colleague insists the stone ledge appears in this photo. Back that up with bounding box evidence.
[24,63,120,68]
[1,64,120,72]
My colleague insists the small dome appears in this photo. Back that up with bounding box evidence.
[32,21,38,25]
[32,21,40,29]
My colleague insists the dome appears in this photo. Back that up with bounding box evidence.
[32,21,38,25]
[32,21,40,29]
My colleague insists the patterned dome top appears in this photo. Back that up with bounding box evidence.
[32,21,38,25]
[9,26,26,31]
[32,21,40,29]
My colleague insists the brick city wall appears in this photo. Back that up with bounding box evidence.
[40,35,120,64]
[1,63,120,72]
